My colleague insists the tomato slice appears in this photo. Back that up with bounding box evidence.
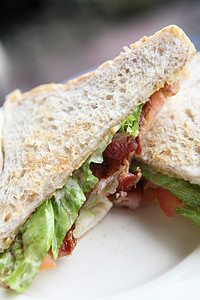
[156,188,185,217]
[39,253,56,271]
[142,188,157,203]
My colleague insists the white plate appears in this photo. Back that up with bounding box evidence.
[1,201,200,300]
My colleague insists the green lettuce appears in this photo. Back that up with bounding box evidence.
[118,104,144,138]
[175,207,200,227]
[51,177,86,259]
[131,162,200,225]
[1,200,54,292]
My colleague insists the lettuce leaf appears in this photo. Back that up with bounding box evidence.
[131,162,200,225]
[1,199,54,292]
[131,162,200,209]
[175,207,200,227]
[51,177,86,259]
[118,104,144,138]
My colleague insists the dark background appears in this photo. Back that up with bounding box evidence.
[0,0,199,105]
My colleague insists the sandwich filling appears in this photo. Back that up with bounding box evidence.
[0,82,178,292]
[130,162,200,226]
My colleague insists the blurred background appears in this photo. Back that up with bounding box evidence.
[0,0,199,104]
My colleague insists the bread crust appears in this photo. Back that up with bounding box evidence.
[0,25,195,251]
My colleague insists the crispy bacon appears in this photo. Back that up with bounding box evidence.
[91,158,121,180]
[117,173,139,192]
[58,225,77,257]
[117,166,142,192]
[134,136,142,156]
[110,166,142,209]
[139,101,152,127]
[103,132,138,161]
[91,130,142,210]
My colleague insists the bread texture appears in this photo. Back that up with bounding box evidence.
[0,25,195,251]
[137,53,200,185]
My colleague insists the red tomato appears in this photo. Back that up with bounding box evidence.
[142,188,157,203]
[156,188,185,217]
[39,253,56,271]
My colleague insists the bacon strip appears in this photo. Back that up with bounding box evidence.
[103,132,138,161]
[117,166,142,192]
[58,225,77,257]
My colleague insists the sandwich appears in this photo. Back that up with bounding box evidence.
[0,25,195,292]
[132,53,200,223]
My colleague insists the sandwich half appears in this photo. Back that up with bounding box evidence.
[0,25,195,292]
[133,53,200,221]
